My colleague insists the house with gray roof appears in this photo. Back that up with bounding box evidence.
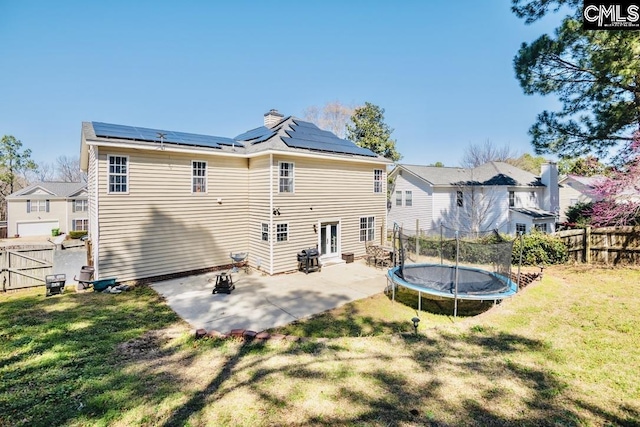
[6,182,88,237]
[388,161,559,236]
[80,109,391,282]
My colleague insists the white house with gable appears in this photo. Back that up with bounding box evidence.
[388,162,559,236]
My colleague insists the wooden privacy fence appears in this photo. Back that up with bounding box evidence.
[0,245,54,291]
[555,226,640,264]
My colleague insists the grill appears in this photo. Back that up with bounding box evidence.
[298,248,320,274]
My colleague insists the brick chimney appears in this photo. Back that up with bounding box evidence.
[263,109,284,128]
[540,162,559,216]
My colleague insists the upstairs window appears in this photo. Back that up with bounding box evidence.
[73,199,88,212]
[192,161,207,193]
[108,155,128,193]
[279,162,294,193]
[509,191,515,208]
[405,191,413,207]
[374,169,384,193]
[27,200,49,212]
[456,191,463,207]
[395,191,402,206]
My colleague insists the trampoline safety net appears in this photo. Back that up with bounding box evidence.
[393,226,515,294]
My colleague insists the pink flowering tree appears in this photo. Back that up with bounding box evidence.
[589,134,640,227]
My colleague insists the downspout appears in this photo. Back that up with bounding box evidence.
[93,147,100,277]
[269,153,274,275]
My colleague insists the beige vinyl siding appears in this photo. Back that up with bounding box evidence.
[559,179,594,222]
[95,148,249,281]
[248,155,272,273]
[270,155,387,273]
[8,199,65,236]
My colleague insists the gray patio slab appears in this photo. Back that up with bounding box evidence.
[149,261,389,333]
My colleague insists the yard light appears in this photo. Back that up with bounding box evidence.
[411,317,420,335]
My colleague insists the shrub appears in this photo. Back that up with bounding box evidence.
[565,201,593,225]
[512,231,568,266]
[68,231,88,240]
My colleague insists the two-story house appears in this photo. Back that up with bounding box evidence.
[388,161,559,236]
[6,182,88,237]
[80,110,390,281]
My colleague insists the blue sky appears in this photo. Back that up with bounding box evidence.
[0,1,566,167]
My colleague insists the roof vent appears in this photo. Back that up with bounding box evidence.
[264,109,284,128]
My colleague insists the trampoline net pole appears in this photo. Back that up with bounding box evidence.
[454,231,459,318]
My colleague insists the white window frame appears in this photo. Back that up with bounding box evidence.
[516,223,526,234]
[261,223,269,242]
[395,191,402,206]
[108,155,129,194]
[72,218,89,231]
[192,161,207,193]
[29,200,48,212]
[456,191,463,207]
[73,199,88,212]
[276,223,288,242]
[359,216,375,242]
[405,190,413,207]
[279,162,294,193]
[534,223,548,233]
[374,169,384,193]
[509,191,515,208]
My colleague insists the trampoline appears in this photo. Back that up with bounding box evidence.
[387,224,522,316]
[387,264,517,301]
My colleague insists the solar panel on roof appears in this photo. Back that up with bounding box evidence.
[282,137,377,157]
[235,126,273,141]
[91,122,240,149]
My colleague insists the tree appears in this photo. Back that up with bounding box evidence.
[346,102,401,161]
[588,134,640,226]
[557,155,608,177]
[429,161,445,167]
[506,153,548,175]
[56,155,86,182]
[0,135,37,197]
[303,101,355,139]
[513,0,640,161]
[460,139,518,168]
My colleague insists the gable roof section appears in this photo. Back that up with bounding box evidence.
[83,116,387,164]
[392,162,542,187]
[7,182,87,199]
[511,207,556,219]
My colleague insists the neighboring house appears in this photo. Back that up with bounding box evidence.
[6,182,88,237]
[558,174,605,222]
[79,110,390,281]
[388,162,559,236]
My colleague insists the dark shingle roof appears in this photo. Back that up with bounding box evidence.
[511,207,556,219]
[396,162,542,187]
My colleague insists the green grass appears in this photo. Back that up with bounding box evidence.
[1,266,639,426]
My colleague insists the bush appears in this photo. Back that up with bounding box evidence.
[68,231,88,240]
[512,231,568,266]
[565,201,593,225]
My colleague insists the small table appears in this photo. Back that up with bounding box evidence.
[213,272,235,294]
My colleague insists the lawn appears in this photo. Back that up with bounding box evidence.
[1,266,639,426]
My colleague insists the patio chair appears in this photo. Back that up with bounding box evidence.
[365,242,377,266]
[375,246,392,268]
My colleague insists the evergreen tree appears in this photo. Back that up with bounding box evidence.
[346,102,401,161]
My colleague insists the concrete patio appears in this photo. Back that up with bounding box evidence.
[150,260,389,333]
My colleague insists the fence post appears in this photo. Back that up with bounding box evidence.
[415,219,419,256]
[584,226,591,264]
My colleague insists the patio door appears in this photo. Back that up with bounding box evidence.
[320,222,339,259]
